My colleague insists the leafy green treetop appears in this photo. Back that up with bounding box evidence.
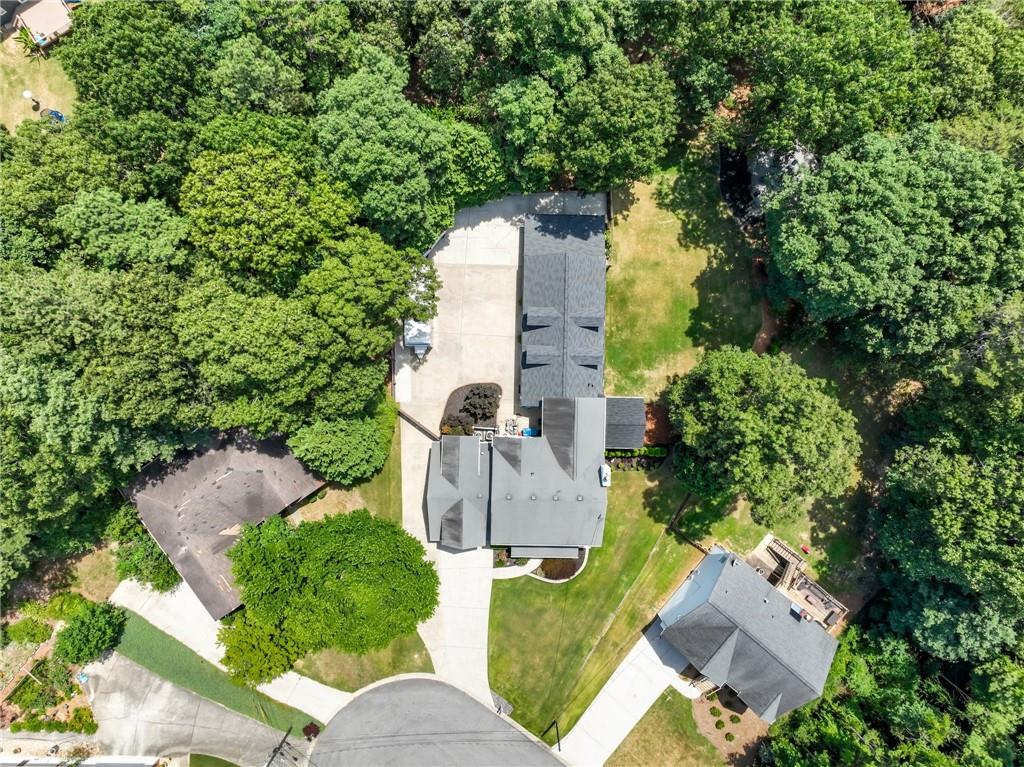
[666,347,859,526]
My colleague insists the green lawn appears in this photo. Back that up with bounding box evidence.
[116,611,318,732]
[294,630,432,692]
[0,37,76,130]
[607,688,719,767]
[605,153,761,398]
[489,466,694,739]
[297,426,402,525]
[189,756,239,767]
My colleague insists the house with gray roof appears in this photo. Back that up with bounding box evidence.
[520,214,607,409]
[425,398,607,559]
[657,545,838,723]
[128,433,323,619]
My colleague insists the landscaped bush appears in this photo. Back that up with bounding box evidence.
[105,505,181,592]
[709,706,722,717]
[20,592,90,622]
[730,713,741,724]
[707,692,718,701]
[725,732,735,742]
[8,659,73,713]
[220,512,439,685]
[440,412,474,436]
[715,719,726,730]
[54,602,126,665]
[10,707,98,735]
[460,384,500,422]
[605,447,668,458]
[5,617,52,645]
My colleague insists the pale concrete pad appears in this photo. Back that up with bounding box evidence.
[558,628,699,767]
[86,654,302,767]
[110,580,350,723]
[491,559,542,580]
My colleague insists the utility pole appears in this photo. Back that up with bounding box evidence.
[263,726,293,767]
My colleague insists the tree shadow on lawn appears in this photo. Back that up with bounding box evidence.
[653,155,763,353]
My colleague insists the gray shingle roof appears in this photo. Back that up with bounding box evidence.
[424,398,608,552]
[520,215,606,408]
[657,546,838,723]
[605,396,646,449]
[128,433,323,619]
[425,436,490,550]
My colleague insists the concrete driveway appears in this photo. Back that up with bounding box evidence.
[86,654,304,767]
[558,627,700,767]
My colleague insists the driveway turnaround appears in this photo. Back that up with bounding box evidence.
[558,627,700,767]
[110,579,349,723]
[311,677,561,767]
[86,653,301,767]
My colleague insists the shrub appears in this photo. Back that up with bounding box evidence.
[440,412,474,436]
[105,505,180,592]
[10,707,97,735]
[730,713,741,724]
[707,692,718,701]
[43,592,90,620]
[709,706,722,717]
[54,602,126,665]
[8,659,73,713]
[460,384,500,422]
[303,722,321,739]
[725,732,735,742]
[68,706,99,734]
[6,617,52,645]
[715,719,726,730]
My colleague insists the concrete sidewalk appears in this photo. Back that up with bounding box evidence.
[86,653,301,767]
[558,628,699,767]
[110,580,350,723]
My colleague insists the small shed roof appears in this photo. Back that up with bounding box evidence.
[605,396,646,449]
[128,433,322,619]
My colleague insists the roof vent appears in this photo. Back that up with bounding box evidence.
[530,494,537,500]
[576,495,584,501]
[552,495,560,501]
[505,493,512,500]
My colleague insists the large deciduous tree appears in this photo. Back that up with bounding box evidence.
[666,347,859,526]
[180,148,357,292]
[768,127,1024,365]
[220,512,439,685]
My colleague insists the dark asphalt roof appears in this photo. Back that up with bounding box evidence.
[311,678,561,767]
[657,546,838,723]
[520,214,606,408]
[128,433,322,619]
[604,396,646,449]
[425,436,490,550]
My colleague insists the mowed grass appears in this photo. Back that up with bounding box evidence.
[298,427,402,525]
[70,547,119,602]
[605,154,761,398]
[294,631,433,692]
[189,756,239,767]
[116,611,318,732]
[489,467,693,739]
[607,688,719,767]
[0,36,76,130]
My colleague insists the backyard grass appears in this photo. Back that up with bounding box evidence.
[489,466,694,739]
[69,548,118,602]
[294,631,432,692]
[605,153,761,398]
[606,688,719,767]
[296,427,402,525]
[189,756,239,767]
[0,36,76,130]
[116,611,318,732]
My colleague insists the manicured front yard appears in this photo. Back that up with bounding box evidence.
[0,37,76,130]
[606,688,719,767]
[294,631,432,692]
[488,466,694,739]
[116,611,317,732]
[605,154,761,398]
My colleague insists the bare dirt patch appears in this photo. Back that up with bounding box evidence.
[692,691,766,767]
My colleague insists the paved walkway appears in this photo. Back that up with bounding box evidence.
[110,580,350,723]
[491,559,542,580]
[558,627,699,767]
[86,653,302,767]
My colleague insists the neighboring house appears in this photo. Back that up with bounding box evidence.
[128,433,323,620]
[8,0,72,47]
[656,545,840,723]
[423,198,647,558]
[519,213,606,409]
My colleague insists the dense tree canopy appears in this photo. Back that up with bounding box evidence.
[666,347,859,526]
[768,127,1024,364]
[221,513,439,684]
